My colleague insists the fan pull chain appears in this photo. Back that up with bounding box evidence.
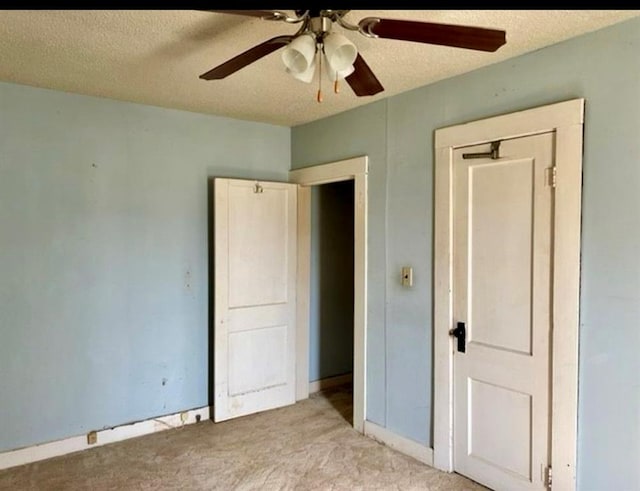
[334,71,340,94]
[316,46,323,103]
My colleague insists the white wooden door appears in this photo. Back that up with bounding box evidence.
[453,133,554,490]
[214,178,297,422]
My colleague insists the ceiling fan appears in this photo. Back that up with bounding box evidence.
[198,10,506,101]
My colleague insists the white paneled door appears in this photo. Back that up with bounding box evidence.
[453,133,554,490]
[214,178,298,422]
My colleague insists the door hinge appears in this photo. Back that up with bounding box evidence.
[546,167,557,188]
[545,466,553,488]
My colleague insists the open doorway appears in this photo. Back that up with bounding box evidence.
[308,180,354,424]
[290,156,368,432]
[205,157,367,427]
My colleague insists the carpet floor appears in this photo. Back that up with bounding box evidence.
[0,385,486,490]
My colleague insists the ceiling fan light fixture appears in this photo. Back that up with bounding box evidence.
[288,61,317,83]
[323,32,357,73]
[325,61,354,81]
[281,33,317,74]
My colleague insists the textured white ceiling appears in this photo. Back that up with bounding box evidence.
[0,10,638,126]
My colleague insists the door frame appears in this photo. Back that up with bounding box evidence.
[433,99,584,490]
[289,156,368,433]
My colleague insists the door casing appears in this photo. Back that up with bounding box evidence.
[433,99,584,490]
[289,156,368,433]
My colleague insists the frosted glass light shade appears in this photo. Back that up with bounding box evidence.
[325,61,354,81]
[323,32,357,73]
[287,61,316,83]
[281,34,316,75]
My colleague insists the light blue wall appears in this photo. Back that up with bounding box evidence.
[292,17,640,489]
[0,81,290,452]
[309,181,354,382]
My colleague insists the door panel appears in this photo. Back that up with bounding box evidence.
[453,133,554,490]
[214,178,297,422]
[228,185,289,308]
[470,159,533,354]
[228,325,288,395]
[469,379,532,479]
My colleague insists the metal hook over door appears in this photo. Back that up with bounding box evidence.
[462,141,501,160]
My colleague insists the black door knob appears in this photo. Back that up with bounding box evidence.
[449,322,466,353]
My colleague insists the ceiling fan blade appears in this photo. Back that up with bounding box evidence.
[360,18,506,52]
[198,10,280,19]
[200,35,293,80]
[345,53,384,97]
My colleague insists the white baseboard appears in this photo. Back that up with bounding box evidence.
[364,420,434,467]
[0,406,210,471]
[308,372,353,394]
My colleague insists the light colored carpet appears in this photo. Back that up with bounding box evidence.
[0,385,486,490]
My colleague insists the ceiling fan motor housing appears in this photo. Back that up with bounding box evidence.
[308,15,333,41]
